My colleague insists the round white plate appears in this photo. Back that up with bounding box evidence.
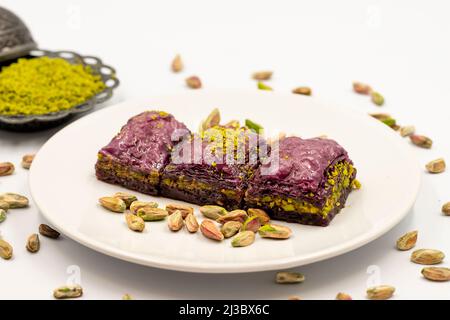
[29,91,421,273]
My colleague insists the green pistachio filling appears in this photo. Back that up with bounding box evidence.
[248,162,355,218]
[162,176,240,201]
[97,154,160,185]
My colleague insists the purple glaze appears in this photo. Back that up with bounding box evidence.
[98,111,189,173]
[252,136,351,197]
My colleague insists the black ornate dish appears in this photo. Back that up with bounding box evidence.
[0,49,119,132]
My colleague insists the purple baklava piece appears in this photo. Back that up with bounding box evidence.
[244,136,356,226]
[160,126,267,210]
[95,111,189,195]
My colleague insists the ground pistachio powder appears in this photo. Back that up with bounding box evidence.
[0,56,106,116]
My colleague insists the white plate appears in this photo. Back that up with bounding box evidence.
[29,91,421,273]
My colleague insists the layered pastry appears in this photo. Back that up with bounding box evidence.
[244,137,356,226]
[95,111,189,195]
[160,126,267,210]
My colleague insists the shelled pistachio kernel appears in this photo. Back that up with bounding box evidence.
[125,213,145,232]
[396,230,418,251]
[371,91,385,106]
[53,285,83,299]
[26,233,40,253]
[186,76,202,89]
[410,134,432,149]
[185,213,199,233]
[0,162,14,176]
[200,205,228,220]
[39,224,60,239]
[137,207,168,221]
[99,196,126,213]
[442,202,450,216]
[21,154,35,169]
[252,71,273,81]
[0,193,28,208]
[231,231,255,247]
[200,108,221,132]
[216,210,248,224]
[247,208,270,225]
[353,82,372,95]
[292,86,312,96]
[166,203,193,219]
[257,81,273,91]
[0,209,6,223]
[275,272,305,284]
[171,54,183,73]
[221,221,242,238]
[351,179,362,190]
[130,201,158,214]
[258,224,292,239]
[242,215,261,233]
[399,126,415,137]
[168,210,184,231]
[411,249,445,265]
[0,239,13,260]
[200,219,224,241]
[336,292,352,300]
[426,158,446,174]
[122,293,133,300]
[113,192,137,208]
[421,267,450,282]
[366,285,395,300]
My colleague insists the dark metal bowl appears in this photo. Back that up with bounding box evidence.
[0,49,119,131]
[0,6,37,62]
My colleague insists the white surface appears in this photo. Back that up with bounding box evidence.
[0,0,449,299]
[29,92,420,273]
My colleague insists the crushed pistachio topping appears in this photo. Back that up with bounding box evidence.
[0,57,105,116]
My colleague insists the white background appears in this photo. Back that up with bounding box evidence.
[0,0,449,299]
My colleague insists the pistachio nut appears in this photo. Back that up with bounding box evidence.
[137,207,168,221]
[130,200,158,214]
[335,292,352,300]
[426,158,446,174]
[0,193,29,208]
[410,134,432,149]
[258,224,292,239]
[0,162,14,176]
[352,82,372,95]
[221,221,242,238]
[0,239,13,260]
[53,285,83,299]
[252,71,273,81]
[199,205,228,220]
[366,285,395,300]
[247,208,270,225]
[21,154,35,169]
[168,210,184,231]
[113,192,137,208]
[276,272,305,284]
[99,196,126,213]
[185,213,199,233]
[166,203,194,219]
[216,210,248,224]
[242,215,261,233]
[39,224,60,239]
[231,231,255,247]
[421,267,450,282]
[396,230,418,251]
[200,219,224,241]
[125,213,145,232]
[171,54,183,73]
[411,249,445,265]
[26,233,40,253]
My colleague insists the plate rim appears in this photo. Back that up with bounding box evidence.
[29,90,422,273]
